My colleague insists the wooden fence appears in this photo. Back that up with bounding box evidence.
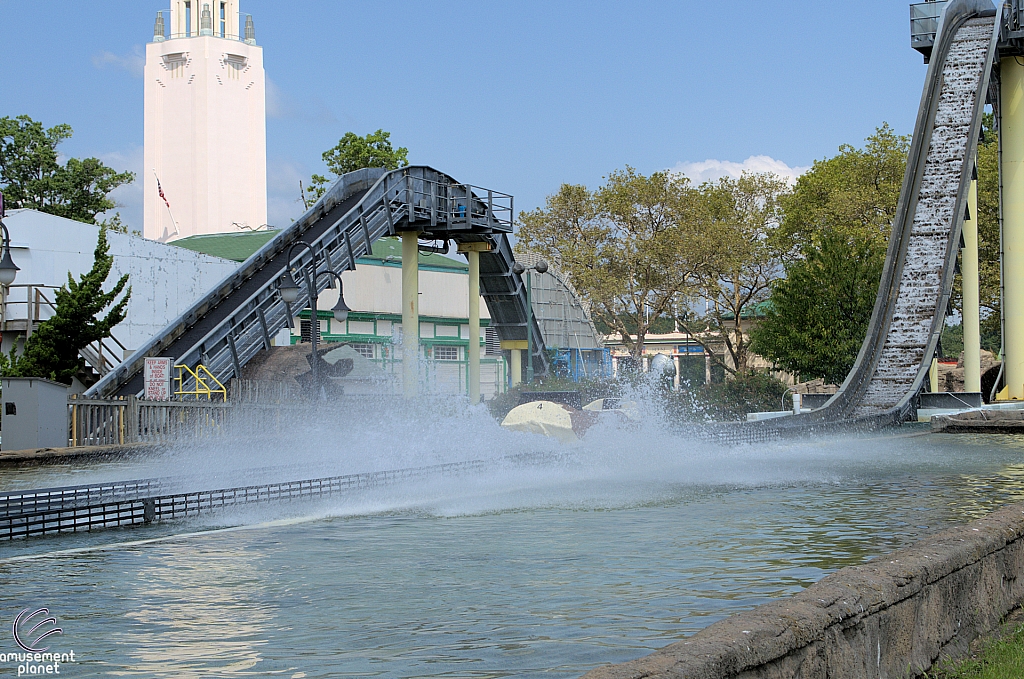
[69,396,234,447]
[63,381,314,448]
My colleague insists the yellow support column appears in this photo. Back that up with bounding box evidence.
[1002,58,1024,399]
[963,160,982,393]
[458,242,491,404]
[930,356,939,393]
[502,340,527,387]
[402,231,419,397]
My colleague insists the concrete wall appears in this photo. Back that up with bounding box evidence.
[2,209,239,353]
[582,503,1024,679]
[319,264,491,320]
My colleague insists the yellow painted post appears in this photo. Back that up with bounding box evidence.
[963,160,982,393]
[458,242,490,404]
[1002,58,1024,398]
[930,356,939,393]
[401,230,419,397]
[469,251,480,403]
[502,339,527,387]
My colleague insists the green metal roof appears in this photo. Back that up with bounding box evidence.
[170,232,467,270]
[171,231,279,262]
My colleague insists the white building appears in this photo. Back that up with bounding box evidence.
[0,210,238,383]
[143,0,267,242]
[171,233,510,398]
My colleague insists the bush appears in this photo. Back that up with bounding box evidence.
[690,370,789,422]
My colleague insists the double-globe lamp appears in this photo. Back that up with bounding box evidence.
[0,190,19,286]
[278,269,351,322]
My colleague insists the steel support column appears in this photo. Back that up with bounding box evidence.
[459,243,491,404]
[401,230,419,397]
[1002,58,1024,398]
[963,159,982,393]
[501,340,526,387]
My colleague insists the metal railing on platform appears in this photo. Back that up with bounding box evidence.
[0,454,559,540]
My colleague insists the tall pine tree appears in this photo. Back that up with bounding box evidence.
[9,226,130,383]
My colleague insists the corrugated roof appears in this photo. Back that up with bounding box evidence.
[170,232,467,270]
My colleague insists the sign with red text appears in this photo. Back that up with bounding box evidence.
[144,357,173,401]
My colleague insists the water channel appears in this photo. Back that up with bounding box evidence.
[2,405,1023,678]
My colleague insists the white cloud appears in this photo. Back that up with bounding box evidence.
[671,155,809,185]
[92,47,145,78]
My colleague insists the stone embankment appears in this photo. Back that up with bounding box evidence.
[582,503,1024,679]
[0,442,155,467]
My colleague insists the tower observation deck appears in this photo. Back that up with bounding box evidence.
[144,1,267,242]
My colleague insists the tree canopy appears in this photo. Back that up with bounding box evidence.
[304,129,409,206]
[749,125,908,383]
[517,168,722,360]
[777,123,909,251]
[750,231,885,384]
[0,115,134,224]
[680,173,789,373]
[6,227,130,384]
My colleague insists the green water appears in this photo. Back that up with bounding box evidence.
[2,425,1024,678]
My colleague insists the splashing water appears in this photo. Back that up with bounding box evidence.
[3,395,1024,678]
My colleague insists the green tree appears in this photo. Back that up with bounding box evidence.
[748,125,908,384]
[98,212,141,236]
[778,123,909,251]
[518,168,720,360]
[750,231,885,385]
[678,173,790,374]
[304,129,409,205]
[7,226,130,384]
[0,115,135,224]
[686,369,789,421]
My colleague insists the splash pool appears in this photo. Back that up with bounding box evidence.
[2,404,1023,678]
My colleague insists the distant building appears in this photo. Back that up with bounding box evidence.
[144,0,267,241]
[602,303,796,388]
[0,209,238,387]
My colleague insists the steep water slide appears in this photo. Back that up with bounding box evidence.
[87,167,548,398]
[749,0,999,435]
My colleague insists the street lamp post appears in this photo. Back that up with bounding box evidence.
[511,258,547,384]
[0,191,21,331]
[278,242,350,393]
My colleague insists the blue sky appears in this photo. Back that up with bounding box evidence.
[0,1,928,230]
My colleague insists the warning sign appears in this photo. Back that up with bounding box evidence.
[144,357,173,401]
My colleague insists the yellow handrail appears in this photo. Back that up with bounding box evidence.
[173,364,227,401]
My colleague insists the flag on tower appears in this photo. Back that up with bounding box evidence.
[156,175,170,209]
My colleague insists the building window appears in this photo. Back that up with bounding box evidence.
[432,345,460,361]
[348,344,375,359]
[219,2,226,37]
[299,318,329,342]
[485,327,501,356]
[185,1,192,36]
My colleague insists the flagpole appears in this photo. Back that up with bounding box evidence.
[153,170,179,241]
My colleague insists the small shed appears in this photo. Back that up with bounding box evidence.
[2,377,68,451]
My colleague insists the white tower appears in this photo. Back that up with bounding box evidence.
[144,1,267,241]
